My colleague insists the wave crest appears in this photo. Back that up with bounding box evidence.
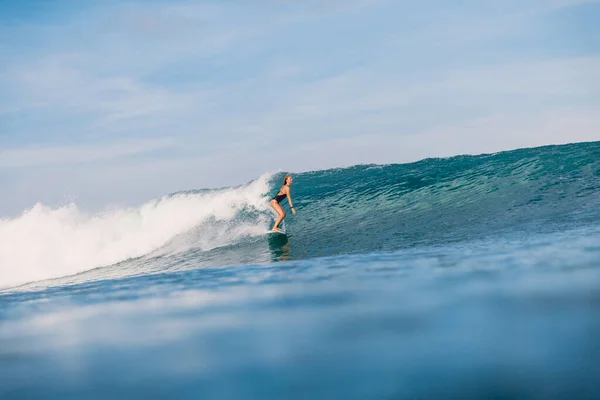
[0,174,274,289]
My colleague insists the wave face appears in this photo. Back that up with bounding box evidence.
[289,141,600,254]
[1,141,599,289]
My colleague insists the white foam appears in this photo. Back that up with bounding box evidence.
[0,174,274,289]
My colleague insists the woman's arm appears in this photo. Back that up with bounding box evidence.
[285,187,296,214]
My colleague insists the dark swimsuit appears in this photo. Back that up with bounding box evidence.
[273,192,286,203]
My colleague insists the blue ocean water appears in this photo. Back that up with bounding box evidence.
[1,141,599,399]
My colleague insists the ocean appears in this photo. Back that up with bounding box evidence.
[1,141,599,399]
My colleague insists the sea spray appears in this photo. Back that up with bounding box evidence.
[0,174,274,289]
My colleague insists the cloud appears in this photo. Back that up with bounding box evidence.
[278,107,600,172]
[0,138,174,169]
[6,53,196,123]
[548,0,600,9]
[198,56,600,149]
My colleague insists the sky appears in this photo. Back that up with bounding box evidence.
[0,0,599,215]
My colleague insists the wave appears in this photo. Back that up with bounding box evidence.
[0,174,274,289]
[1,141,599,289]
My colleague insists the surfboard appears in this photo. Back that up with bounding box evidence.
[267,229,287,235]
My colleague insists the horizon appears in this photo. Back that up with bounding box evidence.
[1,0,599,216]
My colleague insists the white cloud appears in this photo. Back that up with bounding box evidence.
[7,53,195,123]
[0,138,174,169]
[275,107,600,172]
[199,56,600,148]
[548,0,600,9]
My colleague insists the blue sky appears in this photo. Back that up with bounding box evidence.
[0,0,599,215]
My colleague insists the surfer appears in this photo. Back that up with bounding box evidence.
[270,175,296,232]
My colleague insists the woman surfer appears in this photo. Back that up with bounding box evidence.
[270,175,296,232]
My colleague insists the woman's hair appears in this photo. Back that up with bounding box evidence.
[283,175,292,185]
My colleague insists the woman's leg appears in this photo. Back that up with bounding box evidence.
[270,200,286,231]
